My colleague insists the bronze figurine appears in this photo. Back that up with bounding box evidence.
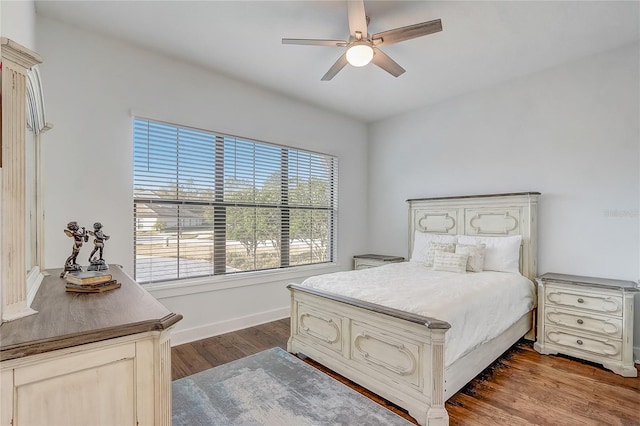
[61,221,88,277]
[87,222,110,271]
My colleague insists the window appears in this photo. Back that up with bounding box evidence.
[133,118,338,284]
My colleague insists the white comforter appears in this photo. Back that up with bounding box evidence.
[300,262,536,367]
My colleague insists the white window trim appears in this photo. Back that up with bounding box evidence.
[146,261,341,299]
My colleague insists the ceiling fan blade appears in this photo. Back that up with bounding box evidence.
[371,49,405,77]
[372,19,442,47]
[282,38,347,47]
[347,0,368,38]
[321,53,349,81]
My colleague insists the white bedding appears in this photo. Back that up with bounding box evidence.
[300,262,536,367]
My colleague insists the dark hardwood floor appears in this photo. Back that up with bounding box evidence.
[172,318,640,425]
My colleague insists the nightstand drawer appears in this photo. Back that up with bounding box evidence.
[545,326,622,361]
[545,285,622,316]
[353,255,404,271]
[355,259,387,270]
[544,307,622,338]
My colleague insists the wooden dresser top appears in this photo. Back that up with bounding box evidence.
[538,272,639,291]
[0,266,182,361]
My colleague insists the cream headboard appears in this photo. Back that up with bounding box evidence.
[407,192,540,280]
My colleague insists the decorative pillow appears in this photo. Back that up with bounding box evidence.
[432,251,469,273]
[457,235,522,273]
[455,244,486,272]
[425,242,456,267]
[410,231,457,263]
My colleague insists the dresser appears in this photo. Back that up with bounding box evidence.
[353,254,404,270]
[0,266,182,425]
[534,273,638,377]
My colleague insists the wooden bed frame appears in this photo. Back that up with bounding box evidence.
[287,192,540,425]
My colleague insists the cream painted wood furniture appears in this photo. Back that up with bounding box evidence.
[288,192,539,426]
[534,273,638,377]
[353,254,404,270]
[1,38,43,322]
[0,266,182,426]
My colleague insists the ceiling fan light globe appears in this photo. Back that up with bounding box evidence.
[346,44,374,67]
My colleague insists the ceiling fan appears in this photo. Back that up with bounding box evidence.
[282,0,442,81]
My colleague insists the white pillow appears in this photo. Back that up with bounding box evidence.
[410,231,458,263]
[432,251,468,273]
[455,244,486,272]
[425,242,456,267]
[457,235,522,273]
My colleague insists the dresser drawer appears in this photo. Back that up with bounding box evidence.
[545,326,621,361]
[544,307,622,339]
[545,285,622,316]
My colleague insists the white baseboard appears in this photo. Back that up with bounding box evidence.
[170,307,290,347]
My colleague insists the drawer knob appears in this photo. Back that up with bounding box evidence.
[577,319,584,325]
[576,339,583,345]
[577,298,584,303]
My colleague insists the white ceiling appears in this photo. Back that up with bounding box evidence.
[35,1,639,123]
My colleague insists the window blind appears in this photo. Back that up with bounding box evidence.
[133,118,337,283]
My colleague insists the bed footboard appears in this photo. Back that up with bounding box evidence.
[287,284,451,426]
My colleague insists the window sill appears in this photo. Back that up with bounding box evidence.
[146,262,342,300]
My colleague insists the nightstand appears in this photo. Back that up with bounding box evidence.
[353,254,404,270]
[534,273,638,377]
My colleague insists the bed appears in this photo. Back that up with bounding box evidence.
[287,192,540,426]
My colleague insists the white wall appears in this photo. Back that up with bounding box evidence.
[368,43,640,351]
[36,16,368,343]
[1,0,36,50]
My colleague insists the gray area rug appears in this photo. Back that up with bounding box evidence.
[172,347,414,425]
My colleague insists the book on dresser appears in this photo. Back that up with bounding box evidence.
[65,281,121,293]
[64,270,120,293]
[64,271,113,285]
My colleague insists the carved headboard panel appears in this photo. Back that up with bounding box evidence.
[407,193,540,280]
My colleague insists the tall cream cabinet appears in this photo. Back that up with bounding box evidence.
[1,37,42,322]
